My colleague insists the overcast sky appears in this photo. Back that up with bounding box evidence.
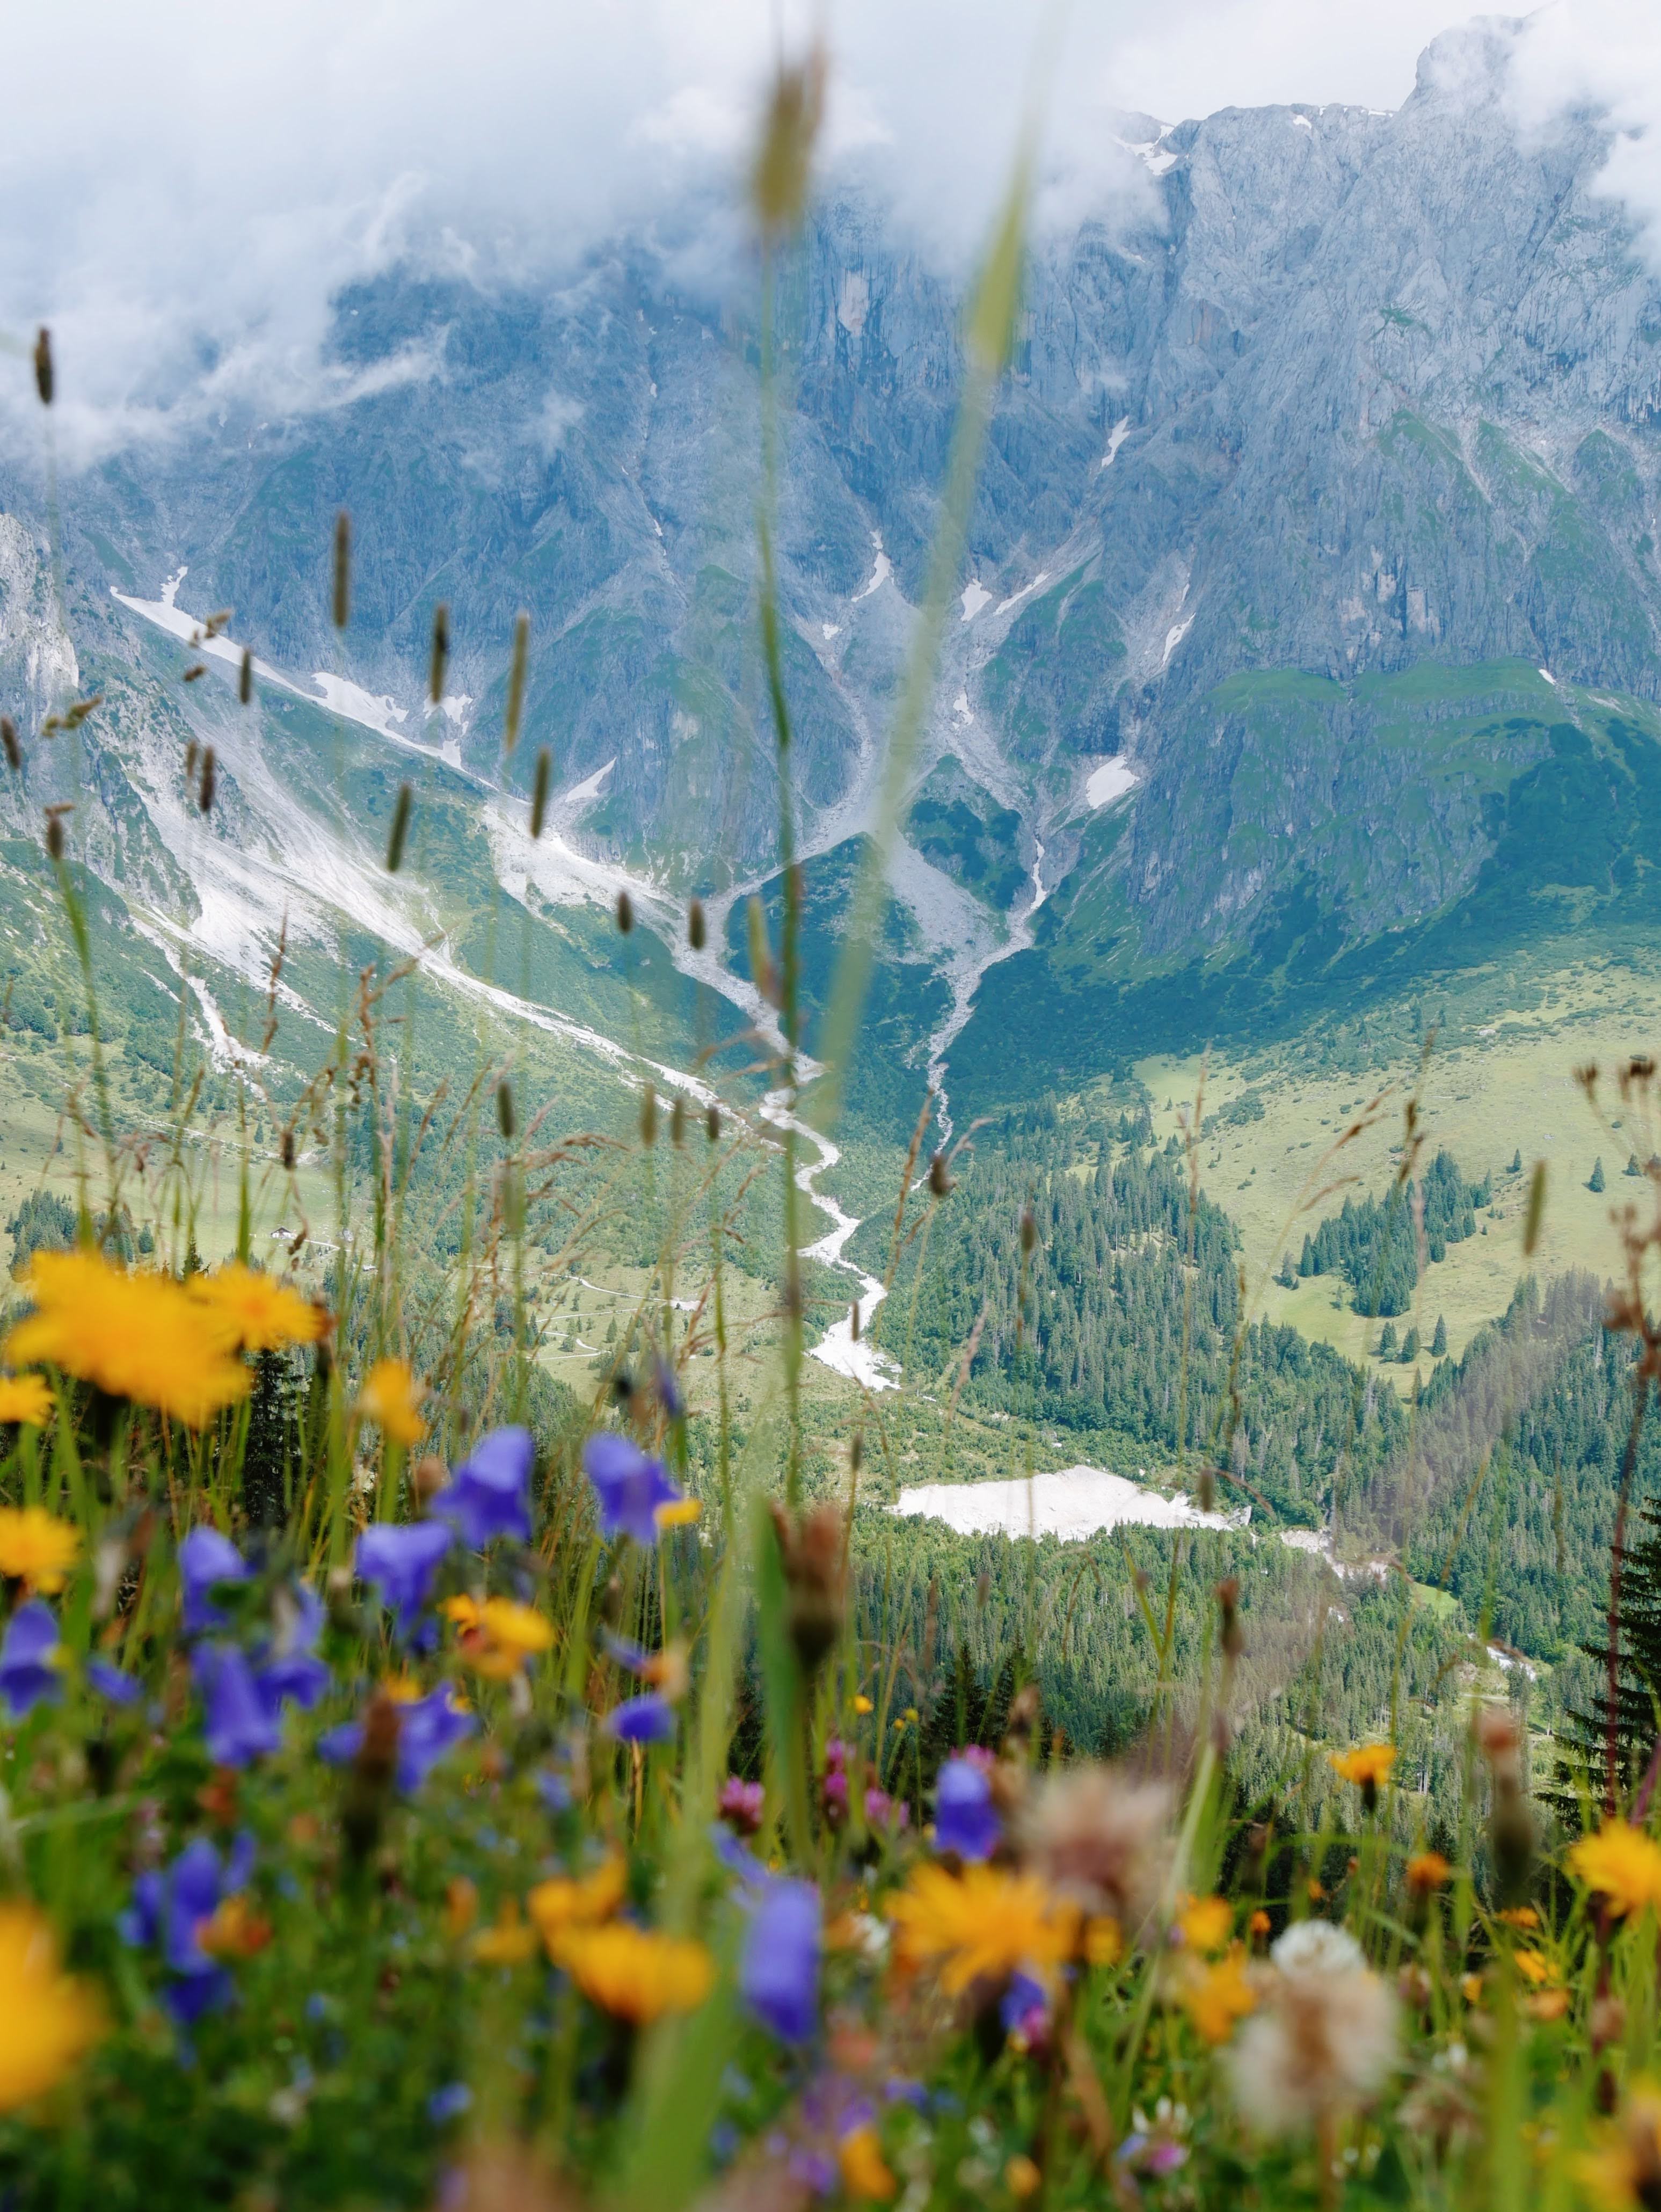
[0,0,1653,457]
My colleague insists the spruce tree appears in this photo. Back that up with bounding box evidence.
[1627,1154,1643,1178]
[1590,1158,1606,1194]
[1378,1321,1398,1358]
[1555,1487,1661,1825]
[1431,1314,1448,1356]
[243,1350,297,1527]
[1401,1326,1420,1364]
[1510,1149,1522,1174]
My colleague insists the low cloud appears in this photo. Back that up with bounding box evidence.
[6,0,1640,464]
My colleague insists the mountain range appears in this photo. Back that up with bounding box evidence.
[2,15,1660,1139]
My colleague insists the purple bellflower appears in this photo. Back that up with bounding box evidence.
[935,1753,1000,1862]
[604,1692,676,1744]
[355,1522,454,1634]
[0,1600,61,1716]
[120,1832,255,2026]
[317,1684,474,1792]
[192,1644,281,1768]
[252,1581,330,1712]
[178,1527,251,1634]
[432,1427,534,1548]
[86,1657,143,1706]
[582,1433,683,1545]
[739,1874,821,2043]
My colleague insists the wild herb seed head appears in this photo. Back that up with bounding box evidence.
[0,718,19,772]
[705,1103,721,1145]
[530,748,551,839]
[199,747,216,814]
[497,1080,515,1143]
[239,647,253,705]
[639,1084,657,1148]
[33,328,52,407]
[688,898,705,952]
[616,890,632,935]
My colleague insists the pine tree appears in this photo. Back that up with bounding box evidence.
[1378,1321,1398,1358]
[1431,1314,1448,1356]
[1510,1149,1522,1174]
[1590,1158,1607,1194]
[1627,1154,1642,1178]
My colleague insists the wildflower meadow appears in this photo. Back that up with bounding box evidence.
[4,48,1661,2212]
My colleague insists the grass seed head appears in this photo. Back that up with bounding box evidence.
[0,717,19,772]
[705,1102,721,1145]
[332,511,351,630]
[33,328,52,407]
[239,646,253,705]
[504,611,530,754]
[386,783,413,874]
[199,746,216,814]
[616,889,633,935]
[751,46,827,238]
[530,748,551,839]
[497,1079,515,1143]
[688,897,705,952]
[428,602,449,705]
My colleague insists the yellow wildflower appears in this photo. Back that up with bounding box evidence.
[1407,1851,1451,1895]
[188,1263,325,1354]
[356,1358,426,1446]
[0,1508,79,1593]
[1577,2082,1661,2210]
[444,1595,556,1680]
[0,1376,52,1426]
[886,1864,1080,1995]
[853,1694,873,1715]
[1083,1916,1123,1968]
[4,1250,250,1427]
[1180,1942,1258,2044]
[1005,2155,1041,2199]
[445,1878,479,1939]
[1498,1905,1540,1930]
[1179,1893,1233,1954]
[1512,1949,1559,1988]
[558,1924,713,2023]
[654,1496,701,1529]
[1329,1743,1397,1789]
[198,1895,272,1959]
[528,1857,627,1954]
[471,1900,539,1967]
[1249,1908,1272,1940]
[0,1902,101,2108]
[1569,1821,1661,1920]
[839,2128,897,2202]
